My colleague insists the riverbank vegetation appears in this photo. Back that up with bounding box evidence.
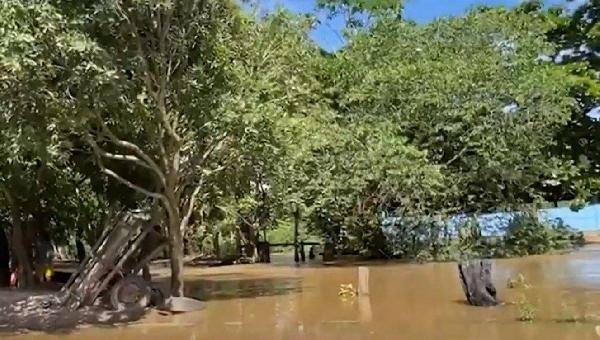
[1,0,599,293]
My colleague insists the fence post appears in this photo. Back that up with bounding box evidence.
[358,266,369,296]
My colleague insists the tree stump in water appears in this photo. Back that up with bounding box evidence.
[458,260,498,307]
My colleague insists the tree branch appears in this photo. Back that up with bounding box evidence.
[180,182,203,233]
[182,133,228,178]
[115,0,180,143]
[102,168,164,200]
[444,145,469,166]
[89,141,152,171]
[97,120,166,187]
[86,135,166,200]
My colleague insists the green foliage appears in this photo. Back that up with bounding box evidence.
[547,1,600,202]
[317,0,403,28]
[504,213,582,256]
[333,6,578,213]
[516,295,537,322]
[0,0,107,249]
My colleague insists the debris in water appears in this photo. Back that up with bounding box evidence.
[338,284,358,298]
[159,297,204,313]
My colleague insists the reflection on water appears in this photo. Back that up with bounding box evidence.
[185,276,303,301]
[8,248,600,340]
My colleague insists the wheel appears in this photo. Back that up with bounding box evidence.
[109,275,151,310]
[150,287,166,307]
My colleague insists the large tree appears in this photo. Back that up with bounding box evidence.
[71,0,246,296]
[547,0,600,204]
[329,5,581,214]
[0,1,108,287]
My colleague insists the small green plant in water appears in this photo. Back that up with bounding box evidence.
[338,283,358,299]
[515,295,536,322]
[558,301,579,323]
[507,273,531,289]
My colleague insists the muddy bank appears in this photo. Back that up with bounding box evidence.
[584,230,600,244]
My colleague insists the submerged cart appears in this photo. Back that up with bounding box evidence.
[59,210,168,311]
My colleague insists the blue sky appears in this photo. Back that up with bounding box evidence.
[247,0,583,51]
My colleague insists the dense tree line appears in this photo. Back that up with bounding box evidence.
[0,0,598,293]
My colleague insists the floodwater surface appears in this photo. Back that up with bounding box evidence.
[8,246,600,340]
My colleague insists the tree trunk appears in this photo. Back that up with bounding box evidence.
[293,207,299,263]
[76,240,86,264]
[300,241,306,262]
[7,200,34,288]
[76,225,86,263]
[458,260,498,307]
[168,208,184,297]
[235,231,242,258]
[0,227,9,287]
[323,242,335,262]
[257,241,270,263]
[11,224,34,288]
[213,232,220,257]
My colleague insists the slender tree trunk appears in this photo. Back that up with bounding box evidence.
[76,240,86,264]
[0,227,9,287]
[76,227,86,263]
[294,207,299,263]
[166,200,184,297]
[213,232,220,257]
[235,230,242,258]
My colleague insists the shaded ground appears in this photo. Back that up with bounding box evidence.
[0,289,147,333]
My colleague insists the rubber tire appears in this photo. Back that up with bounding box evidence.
[150,287,166,307]
[109,275,151,310]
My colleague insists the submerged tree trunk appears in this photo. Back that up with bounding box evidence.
[458,260,498,307]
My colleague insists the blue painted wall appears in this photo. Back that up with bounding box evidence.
[540,204,600,231]
[459,204,600,233]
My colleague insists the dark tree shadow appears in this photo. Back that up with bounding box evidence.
[183,276,304,301]
[0,292,147,335]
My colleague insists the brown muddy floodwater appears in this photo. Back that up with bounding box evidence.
[8,246,600,340]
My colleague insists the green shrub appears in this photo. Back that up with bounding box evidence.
[503,212,581,257]
[517,297,537,322]
[504,213,551,256]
